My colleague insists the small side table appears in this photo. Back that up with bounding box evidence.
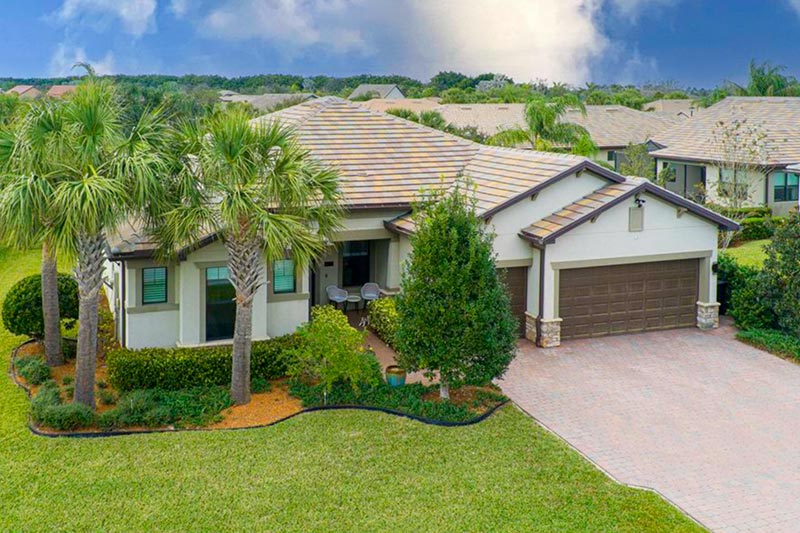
[345,294,362,313]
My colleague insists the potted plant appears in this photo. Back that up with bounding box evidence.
[385,365,406,387]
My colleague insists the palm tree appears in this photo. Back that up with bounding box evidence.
[156,109,342,405]
[0,100,71,367]
[488,95,597,156]
[728,60,800,97]
[47,76,170,407]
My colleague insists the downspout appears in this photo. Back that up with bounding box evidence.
[119,260,126,348]
[537,245,546,343]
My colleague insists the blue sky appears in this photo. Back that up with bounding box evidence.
[2,1,799,88]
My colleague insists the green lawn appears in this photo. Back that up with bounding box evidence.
[0,247,701,532]
[726,239,770,267]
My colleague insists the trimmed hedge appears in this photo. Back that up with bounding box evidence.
[2,274,79,338]
[718,206,772,218]
[736,216,786,242]
[736,329,800,362]
[367,298,398,348]
[107,334,302,391]
[717,252,776,328]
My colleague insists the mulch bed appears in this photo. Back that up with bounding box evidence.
[11,340,506,437]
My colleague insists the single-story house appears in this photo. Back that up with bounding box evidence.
[649,97,800,215]
[433,104,681,169]
[105,97,735,350]
[348,84,405,100]
[643,98,698,118]
[7,85,41,99]
[219,92,317,112]
[45,85,77,98]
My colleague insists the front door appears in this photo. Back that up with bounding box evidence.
[206,266,236,341]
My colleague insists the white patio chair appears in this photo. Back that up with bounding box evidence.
[359,283,381,326]
[326,285,348,310]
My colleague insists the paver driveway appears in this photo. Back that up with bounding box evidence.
[500,322,800,533]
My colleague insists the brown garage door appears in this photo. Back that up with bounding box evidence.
[559,259,698,340]
[498,267,527,337]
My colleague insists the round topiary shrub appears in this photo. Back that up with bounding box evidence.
[2,274,79,338]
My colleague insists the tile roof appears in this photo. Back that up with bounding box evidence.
[252,97,603,211]
[650,97,800,166]
[46,85,77,98]
[219,93,316,112]
[348,84,403,99]
[436,104,681,148]
[519,177,738,245]
[7,85,40,97]
[358,98,441,114]
[643,99,698,117]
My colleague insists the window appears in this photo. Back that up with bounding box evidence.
[607,150,616,162]
[272,259,296,294]
[342,241,370,286]
[719,169,749,199]
[773,172,799,202]
[142,267,167,305]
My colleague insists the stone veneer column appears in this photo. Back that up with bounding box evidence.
[696,301,720,330]
[537,317,563,348]
[524,312,537,343]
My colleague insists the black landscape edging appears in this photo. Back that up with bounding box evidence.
[10,341,508,439]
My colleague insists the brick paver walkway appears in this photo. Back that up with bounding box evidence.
[500,322,800,533]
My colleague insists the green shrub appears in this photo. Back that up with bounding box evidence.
[289,306,381,393]
[2,274,79,338]
[367,298,398,347]
[98,387,232,429]
[251,376,271,394]
[729,267,777,330]
[738,217,773,241]
[61,375,74,386]
[15,356,51,385]
[61,338,77,361]
[98,389,117,406]
[717,206,772,218]
[290,380,506,423]
[30,381,95,430]
[106,333,301,391]
[762,214,800,336]
[737,329,800,362]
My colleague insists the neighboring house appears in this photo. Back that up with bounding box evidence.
[436,104,681,168]
[105,97,734,350]
[7,85,41,99]
[348,84,405,100]
[219,92,317,112]
[359,97,441,114]
[644,98,698,118]
[649,97,800,215]
[218,90,239,97]
[45,85,77,98]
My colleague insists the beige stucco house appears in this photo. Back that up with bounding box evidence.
[650,97,800,215]
[348,84,405,100]
[105,97,735,350]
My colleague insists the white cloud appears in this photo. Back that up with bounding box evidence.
[50,43,116,76]
[170,0,190,17]
[188,0,676,84]
[787,0,800,15]
[56,0,157,36]
[201,0,370,55]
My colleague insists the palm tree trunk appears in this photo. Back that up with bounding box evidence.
[73,233,106,408]
[225,236,264,406]
[231,300,253,405]
[41,240,63,367]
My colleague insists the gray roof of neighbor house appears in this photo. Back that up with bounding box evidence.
[435,104,682,149]
[219,92,317,112]
[643,98,698,117]
[650,97,800,166]
[348,84,404,100]
[358,98,441,114]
